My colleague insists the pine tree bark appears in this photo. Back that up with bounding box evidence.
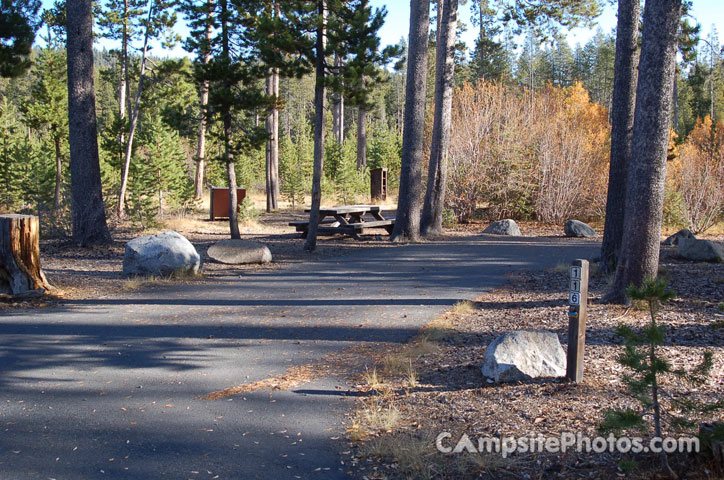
[118,0,129,171]
[357,106,366,170]
[66,0,111,245]
[265,68,280,212]
[304,0,327,252]
[194,2,213,201]
[219,0,240,239]
[53,131,62,211]
[332,53,344,145]
[390,0,430,242]
[421,0,457,237]
[0,215,53,296]
[599,0,640,274]
[606,0,682,304]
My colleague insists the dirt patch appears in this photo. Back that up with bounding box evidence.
[342,248,724,479]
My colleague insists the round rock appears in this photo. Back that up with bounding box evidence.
[677,237,724,263]
[564,219,597,238]
[207,239,272,265]
[483,219,521,236]
[123,231,201,277]
[662,228,695,246]
[482,330,566,383]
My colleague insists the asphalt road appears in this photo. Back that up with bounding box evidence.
[0,235,598,480]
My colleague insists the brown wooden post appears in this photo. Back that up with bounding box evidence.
[566,259,589,383]
[0,214,53,297]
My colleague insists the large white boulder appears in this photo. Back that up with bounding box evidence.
[122,231,201,277]
[481,330,566,383]
[678,237,724,263]
[483,219,521,236]
[207,239,272,265]
[564,219,597,238]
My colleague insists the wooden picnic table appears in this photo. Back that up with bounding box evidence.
[289,205,395,239]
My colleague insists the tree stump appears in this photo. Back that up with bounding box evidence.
[0,214,53,297]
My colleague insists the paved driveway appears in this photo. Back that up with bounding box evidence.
[0,235,598,479]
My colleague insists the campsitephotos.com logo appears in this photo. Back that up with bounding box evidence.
[435,432,700,458]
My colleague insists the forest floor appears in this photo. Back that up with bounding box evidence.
[341,243,724,480]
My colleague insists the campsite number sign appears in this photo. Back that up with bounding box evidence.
[566,260,589,383]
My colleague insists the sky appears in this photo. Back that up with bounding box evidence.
[37,0,724,59]
[371,0,724,54]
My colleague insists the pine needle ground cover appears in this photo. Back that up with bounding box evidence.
[342,246,724,479]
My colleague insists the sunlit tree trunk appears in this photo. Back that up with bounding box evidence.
[194,1,213,200]
[66,0,111,245]
[421,0,457,236]
[304,0,327,252]
[390,0,430,242]
[117,0,153,217]
[599,0,639,274]
[606,0,682,305]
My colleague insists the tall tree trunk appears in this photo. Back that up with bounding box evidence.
[673,70,679,134]
[332,53,344,144]
[194,2,213,201]
[53,132,62,211]
[66,0,111,245]
[357,106,366,170]
[390,0,430,243]
[599,0,640,274]
[304,0,327,252]
[117,0,153,217]
[219,0,240,239]
[265,67,280,212]
[421,0,457,237]
[606,0,682,304]
[119,0,129,169]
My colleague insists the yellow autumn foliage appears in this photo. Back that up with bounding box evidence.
[666,116,724,233]
[447,80,610,223]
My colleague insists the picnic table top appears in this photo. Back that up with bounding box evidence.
[304,205,382,215]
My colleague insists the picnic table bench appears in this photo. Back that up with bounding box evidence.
[289,205,395,240]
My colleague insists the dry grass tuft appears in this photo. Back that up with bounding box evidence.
[451,299,476,316]
[404,360,418,388]
[364,433,437,480]
[362,366,384,390]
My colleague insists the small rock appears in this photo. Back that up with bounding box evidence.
[207,239,272,265]
[483,219,521,236]
[122,231,201,277]
[564,219,597,238]
[678,237,724,263]
[662,228,695,246]
[481,330,566,383]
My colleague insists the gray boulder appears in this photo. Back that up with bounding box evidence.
[482,330,566,383]
[483,219,521,236]
[123,231,201,277]
[662,228,695,246]
[678,237,724,263]
[207,239,272,265]
[564,219,597,238]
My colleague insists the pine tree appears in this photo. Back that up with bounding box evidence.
[116,0,179,217]
[469,0,510,82]
[601,278,721,478]
[183,0,271,239]
[0,99,28,210]
[127,115,192,227]
[0,0,41,78]
[66,0,112,245]
[20,41,68,212]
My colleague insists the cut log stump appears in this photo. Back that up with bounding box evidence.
[0,214,53,297]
